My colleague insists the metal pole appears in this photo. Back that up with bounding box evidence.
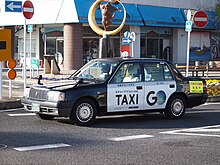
[44,33,46,74]
[186,31,191,77]
[29,28,32,78]
[0,61,2,100]
[186,9,192,77]
[131,42,134,58]
[9,79,12,98]
[23,19,27,91]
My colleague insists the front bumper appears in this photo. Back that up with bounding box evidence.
[21,97,73,117]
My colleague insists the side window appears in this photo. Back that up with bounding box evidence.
[144,63,174,82]
[163,65,174,81]
[111,63,141,83]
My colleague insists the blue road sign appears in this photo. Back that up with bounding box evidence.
[27,25,33,33]
[122,38,132,45]
[5,1,22,12]
[185,21,192,32]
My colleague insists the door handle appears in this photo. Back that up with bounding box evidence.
[169,84,175,88]
[136,86,143,90]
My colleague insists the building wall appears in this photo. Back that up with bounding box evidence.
[172,29,188,64]
[130,26,140,58]
[123,0,216,10]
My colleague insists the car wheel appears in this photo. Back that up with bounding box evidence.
[70,98,97,126]
[35,113,55,120]
[165,95,186,119]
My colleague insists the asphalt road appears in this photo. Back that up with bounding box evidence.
[1,104,220,165]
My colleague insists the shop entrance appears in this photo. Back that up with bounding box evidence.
[140,27,172,61]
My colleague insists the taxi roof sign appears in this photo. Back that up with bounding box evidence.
[0,29,11,61]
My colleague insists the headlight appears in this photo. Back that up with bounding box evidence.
[24,88,30,97]
[47,91,65,101]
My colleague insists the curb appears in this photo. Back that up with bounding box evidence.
[207,96,220,103]
[0,99,22,110]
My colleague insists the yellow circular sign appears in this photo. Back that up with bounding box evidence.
[88,0,126,36]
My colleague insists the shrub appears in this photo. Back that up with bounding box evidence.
[206,79,220,96]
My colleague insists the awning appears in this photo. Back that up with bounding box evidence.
[74,1,144,26]
[180,9,219,30]
[205,11,220,30]
[137,5,185,28]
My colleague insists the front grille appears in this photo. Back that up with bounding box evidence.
[29,88,48,100]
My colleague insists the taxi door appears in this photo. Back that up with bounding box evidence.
[107,63,144,113]
[143,62,176,110]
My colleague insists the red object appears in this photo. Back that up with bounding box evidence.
[193,11,208,28]
[120,45,130,58]
[23,0,34,19]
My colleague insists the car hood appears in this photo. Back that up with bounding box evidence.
[32,79,79,91]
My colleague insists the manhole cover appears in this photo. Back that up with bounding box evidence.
[0,144,7,150]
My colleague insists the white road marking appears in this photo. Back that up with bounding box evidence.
[8,113,36,116]
[187,109,220,113]
[109,134,154,141]
[160,125,220,138]
[14,143,71,151]
[200,102,220,106]
[0,108,24,112]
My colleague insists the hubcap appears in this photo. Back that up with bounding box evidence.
[77,103,93,122]
[172,99,183,116]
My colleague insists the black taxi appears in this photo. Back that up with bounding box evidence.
[21,58,208,126]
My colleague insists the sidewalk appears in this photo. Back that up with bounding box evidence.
[0,72,71,110]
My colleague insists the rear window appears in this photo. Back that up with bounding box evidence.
[143,63,174,81]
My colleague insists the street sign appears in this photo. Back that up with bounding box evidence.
[23,0,34,19]
[185,21,192,32]
[130,32,136,42]
[5,1,22,12]
[27,25,33,32]
[0,29,11,61]
[193,11,208,28]
[124,31,131,38]
[120,45,130,57]
[7,59,17,80]
[31,58,39,68]
[122,38,132,45]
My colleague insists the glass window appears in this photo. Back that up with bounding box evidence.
[168,63,183,80]
[143,63,173,81]
[70,60,119,83]
[111,63,141,83]
[163,65,174,81]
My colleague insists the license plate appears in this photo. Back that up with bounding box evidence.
[31,103,40,112]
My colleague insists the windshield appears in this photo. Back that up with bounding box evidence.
[69,59,119,82]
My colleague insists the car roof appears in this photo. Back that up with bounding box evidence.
[94,57,171,64]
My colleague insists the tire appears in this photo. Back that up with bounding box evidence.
[35,113,55,120]
[70,98,97,126]
[165,95,186,119]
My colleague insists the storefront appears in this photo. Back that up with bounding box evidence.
[1,0,219,72]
